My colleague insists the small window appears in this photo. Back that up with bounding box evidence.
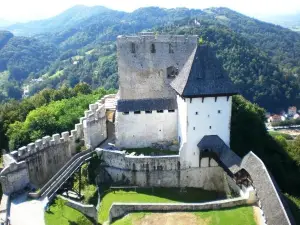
[208,114,210,118]
[157,110,164,113]
[134,111,141,114]
[151,43,156,53]
[145,110,152,114]
[218,110,221,114]
[195,112,198,115]
[193,127,195,130]
[209,126,212,129]
[122,112,129,115]
[131,43,136,53]
[169,43,174,53]
[168,109,175,113]
[167,66,179,78]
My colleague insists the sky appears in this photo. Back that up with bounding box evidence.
[1,0,300,22]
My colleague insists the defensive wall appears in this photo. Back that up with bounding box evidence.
[97,149,241,193]
[108,197,249,224]
[0,94,115,195]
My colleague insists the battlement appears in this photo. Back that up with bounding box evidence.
[117,34,198,44]
[7,94,116,162]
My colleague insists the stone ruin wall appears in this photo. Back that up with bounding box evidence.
[98,149,241,193]
[117,34,198,100]
[0,94,114,194]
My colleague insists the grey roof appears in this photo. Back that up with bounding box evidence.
[171,45,238,97]
[198,135,241,174]
[117,98,177,112]
[240,152,294,225]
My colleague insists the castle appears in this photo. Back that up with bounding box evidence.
[0,33,295,225]
[115,33,236,168]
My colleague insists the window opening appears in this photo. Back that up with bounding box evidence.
[167,66,179,78]
[157,110,164,113]
[145,110,152,114]
[123,112,129,115]
[169,43,174,53]
[131,43,136,53]
[151,43,156,53]
[134,111,141,114]
[168,109,175,113]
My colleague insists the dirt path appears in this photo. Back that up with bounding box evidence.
[134,212,210,225]
[253,205,265,225]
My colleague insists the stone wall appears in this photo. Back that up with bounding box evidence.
[59,195,98,222]
[115,109,177,148]
[0,95,113,194]
[97,149,227,192]
[109,197,248,224]
[117,34,198,100]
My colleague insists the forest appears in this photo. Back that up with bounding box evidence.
[1,7,300,111]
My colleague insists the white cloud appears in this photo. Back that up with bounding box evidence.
[1,0,300,22]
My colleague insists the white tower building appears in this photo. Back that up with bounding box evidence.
[171,45,237,168]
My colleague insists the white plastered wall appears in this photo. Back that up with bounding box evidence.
[115,110,177,148]
[180,96,232,168]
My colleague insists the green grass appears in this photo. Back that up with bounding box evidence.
[45,199,92,225]
[99,187,225,224]
[285,194,300,224]
[124,147,178,156]
[268,131,294,140]
[112,206,256,225]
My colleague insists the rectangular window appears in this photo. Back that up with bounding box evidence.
[169,43,174,53]
[195,112,198,115]
[209,126,212,129]
[122,112,129,115]
[168,109,175,113]
[151,43,156,53]
[145,110,152,114]
[193,127,196,130]
[134,111,141,114]
[218,110,221,114]
[157,110,164,113]
[131,43,136,53]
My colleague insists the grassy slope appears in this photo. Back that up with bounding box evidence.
[112,206,256,225]
[45,202,92,225]
[99,188,224,223]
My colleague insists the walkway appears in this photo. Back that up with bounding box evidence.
[10,194,45,225]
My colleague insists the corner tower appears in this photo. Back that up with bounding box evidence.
[171,45,237,168]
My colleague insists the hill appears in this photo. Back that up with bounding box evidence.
[2,6,300,111]
[6,5,113,36]
[0,30,58,101]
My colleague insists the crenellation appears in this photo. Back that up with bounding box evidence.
[35,139,43,151]
[27,143,35,153]
[42,136,51,147]
[89,103,98,112]
[52,134,60,144]
[62,131,70,141]
[18,146,27,157]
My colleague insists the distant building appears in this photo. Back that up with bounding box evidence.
[293,113,300,120]
[288,106,297,117]
[269,114,282,123]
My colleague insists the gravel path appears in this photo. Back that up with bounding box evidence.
[10,194,45,225]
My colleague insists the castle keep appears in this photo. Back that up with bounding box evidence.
[115,34,236,168]
[0,33,295,225]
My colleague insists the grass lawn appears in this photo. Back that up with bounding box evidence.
[45,199,92,225]
[99,187,225,224]
[124,147,178,156]
[268,131,293,140]
[112,206,256,225]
